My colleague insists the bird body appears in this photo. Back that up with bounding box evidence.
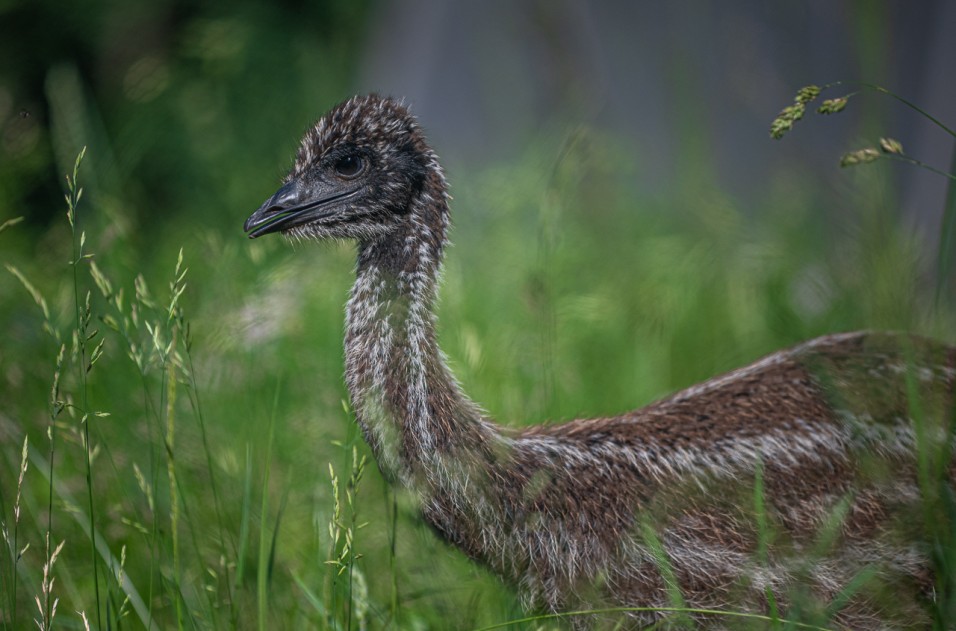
[245,95,956,628]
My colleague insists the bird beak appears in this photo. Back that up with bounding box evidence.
[243,180,358,238]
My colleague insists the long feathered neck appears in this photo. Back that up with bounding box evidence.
[344,171,500,485]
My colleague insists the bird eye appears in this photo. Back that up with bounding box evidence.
[333,155,364,179]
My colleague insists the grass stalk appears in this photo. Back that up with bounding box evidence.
[66,146,102,629]
[237,444,253,590]
[880,153,956,182]
[935,142,956,305]
[257,380,281,631]
[27,447,157,629]
[183,339,237,624]
[43,345,65,628]
[165,334,185,630]
[856,82,956,139]
[143,377,160,628]
[473,605,834,631]
[639,520,690,629]
[10,437,30,629]
[383,482,399,624]
[752,459,781,621]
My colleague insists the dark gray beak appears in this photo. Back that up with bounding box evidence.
[243,181,359,238]
[244,181,306,238]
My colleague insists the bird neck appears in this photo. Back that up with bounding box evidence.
[344,187,497,484]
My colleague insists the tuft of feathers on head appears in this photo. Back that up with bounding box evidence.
[290,94,430,183]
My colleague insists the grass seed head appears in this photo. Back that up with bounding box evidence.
[879,137,904,154]
[795,85,821,104]
[818,97,849,114]
[840,147,881,167]
[770,103,806,139]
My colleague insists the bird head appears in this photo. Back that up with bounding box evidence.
[244,95,434,242]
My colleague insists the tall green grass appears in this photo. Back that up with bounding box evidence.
[1,117,953,630]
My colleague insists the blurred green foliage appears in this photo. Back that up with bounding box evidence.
[0,0,372,248]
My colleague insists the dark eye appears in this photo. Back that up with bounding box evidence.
[333,155,364,179]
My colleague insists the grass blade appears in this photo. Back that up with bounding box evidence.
[257,380,281,631]
[935,142,956,305]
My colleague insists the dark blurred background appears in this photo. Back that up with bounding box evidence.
[1,0,954,244]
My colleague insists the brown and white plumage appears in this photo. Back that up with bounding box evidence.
[244,95,956,628]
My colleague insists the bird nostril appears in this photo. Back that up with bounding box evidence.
[269,181,300,209]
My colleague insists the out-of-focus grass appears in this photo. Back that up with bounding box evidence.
[0,124,953,630]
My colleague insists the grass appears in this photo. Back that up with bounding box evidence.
[1,113,954,630]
